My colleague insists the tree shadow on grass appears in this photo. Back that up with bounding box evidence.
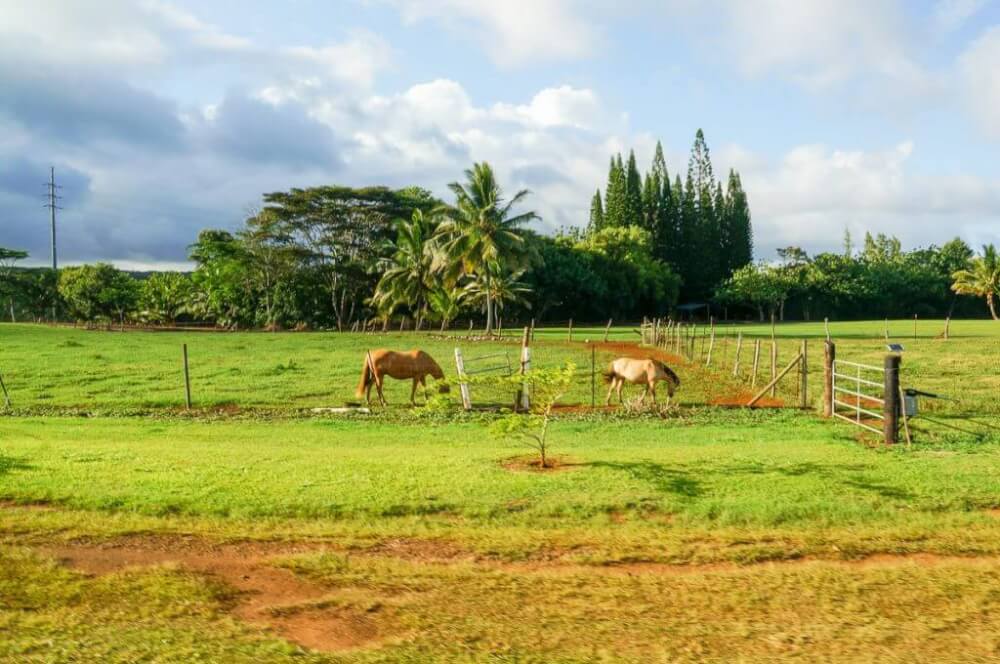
[587,461,702,498]
[0,454,33,476]
[842,476,915,501]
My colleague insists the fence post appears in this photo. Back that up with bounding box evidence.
[603,318,612,342]
[751,339,761,388]
[799,339,808,409]
[943,317,950,340]
[0,372,10,410]
[590,346,597,410]
[732,332,743,377]
[516,326,531,411]
[913,314,918,341]
[769,340,778,398]
[823,341,835,417]
[884,318,889,342]
[883,354,901,445]
[568,318,573,342]
[182,344,192,410]
[530,318,535,342]
[705,318,716,367]
[824,317,830,342]
[454,348,472,411]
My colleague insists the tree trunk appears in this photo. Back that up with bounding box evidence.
[485,273,495,335]
[988,293,998,321]
[9,298,15,323]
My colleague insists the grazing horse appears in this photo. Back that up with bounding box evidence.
[356,349,449,406]
[603,357,680,406]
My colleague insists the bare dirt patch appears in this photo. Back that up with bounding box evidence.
[41,537,386,653]
[500,455,583,473]
[0,499,57,511]
[709,389,785,408]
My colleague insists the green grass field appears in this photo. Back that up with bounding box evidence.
[2,321,1000,661]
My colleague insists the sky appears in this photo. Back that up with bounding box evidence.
[1,0,999,270]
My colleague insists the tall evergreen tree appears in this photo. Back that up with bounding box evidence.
[714,180,729,274]
[603,154,627,228]
[624,149,644,226]
[686,129,719,298]
[588,189,604,233]
[678,172,700,300]
[725,170,753,270]
[641,171,659,233]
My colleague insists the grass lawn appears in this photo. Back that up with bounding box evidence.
[1,321,1000,661]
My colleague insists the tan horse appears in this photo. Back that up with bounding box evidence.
[356,349,449,406]
[603,357,680,406]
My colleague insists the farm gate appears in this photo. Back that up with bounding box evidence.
[826,344,901,444]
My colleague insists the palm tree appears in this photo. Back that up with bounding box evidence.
[427,285,462,332]
[434,163,537,335]
[371,210,437,328]
[952,244,1000,320]
[460,267,531,328]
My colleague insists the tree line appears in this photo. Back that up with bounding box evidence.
[715,233,1000,321]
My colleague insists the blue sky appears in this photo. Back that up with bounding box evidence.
[1,0,999,269]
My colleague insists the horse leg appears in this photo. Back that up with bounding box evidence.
[420,377,428,402]
[616,379,624,405]
[410,378,418,405]
[376,372,387,406]
[605,378,616,406]
[649,381,657,405]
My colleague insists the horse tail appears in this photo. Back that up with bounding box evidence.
[356,355,373,397]
[659,362,680,387]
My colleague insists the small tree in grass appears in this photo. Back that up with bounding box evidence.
[485,363,575,469]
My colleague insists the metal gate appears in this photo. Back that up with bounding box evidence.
[831,359,885,435]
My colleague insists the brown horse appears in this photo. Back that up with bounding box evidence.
[603,357,680,406]
[356,349,449,406]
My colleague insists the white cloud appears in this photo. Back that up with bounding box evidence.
[492,86,603,129]
[957,25,1000,138]
[720,141,1000,257]
[386,0,599,66]
[933,0,988,32]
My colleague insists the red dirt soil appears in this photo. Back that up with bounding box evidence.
[42,537,383,653]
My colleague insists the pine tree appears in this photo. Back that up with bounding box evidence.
[714,180,729,274]
[686,129,719,298]
[726,170,753,269]
[604,154,626,228]
[588,189,604,233]
[624,149,644,226]
[641,171,659,233]
[678,172,699,301]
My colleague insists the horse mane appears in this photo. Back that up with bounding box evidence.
[658,361,680,386]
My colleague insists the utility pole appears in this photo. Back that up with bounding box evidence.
[44,167,60,270]
[43,167,62,321]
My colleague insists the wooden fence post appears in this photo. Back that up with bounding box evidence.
[884,318,889,342]
[568,318,573,342]
[182,344,192,410]
[603,318,612,342]
[769,340,778,398]
[516,326,531,411]
[732,333,743,377]
[884,354,901,445]
[748,353,802,406]
[454,348,472,411]
[590,346,597,410]
[913,314,918,341]
[824,317,830,342]
[823,341,835,417]
[705,318,716,367]
[0,371,11,410]
[751,339,761,388]
[799,339,808,409]
[943,317,950,340]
